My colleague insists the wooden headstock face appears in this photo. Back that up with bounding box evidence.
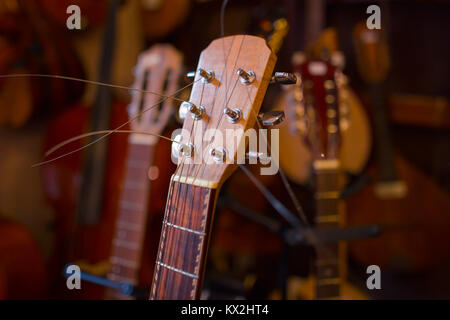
[353,21,390,84]
[128,44,182,144]
[173,35,276,188]
[292,59,340,161]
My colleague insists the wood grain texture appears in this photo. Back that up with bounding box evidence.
[150,180,217,300]
[314,163,341,299]
[150,35,276,300]
[175,35,276,188]
[105,45,182,299]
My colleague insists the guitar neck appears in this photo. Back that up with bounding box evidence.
[150,180,218,300]
[106,142,155,299]
[76,0,120,225]
[369,82,398,183]
[314,160,342,300]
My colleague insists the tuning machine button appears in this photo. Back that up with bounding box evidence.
[246,151,271,164]
[270,72,297,85]
[223,107,241,123]
[257,111,285,126]
[186,68,215,83]
[180,101,205,120]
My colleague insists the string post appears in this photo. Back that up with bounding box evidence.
[198,68,215,83]
[209,147,226,163]
[181,101,205,120]
[223,107,241,123]
[237,68,255,85]
[178,143,194,158]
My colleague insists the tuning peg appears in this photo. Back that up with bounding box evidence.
[257,110,285,126]
[270,72,297,85]
[178,101,189,121]
[186,68,214,83]
[246,151,271,164]
[180,101,205,120]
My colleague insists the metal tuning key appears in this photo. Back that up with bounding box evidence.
[257,110,285,126]
[186,68,215,83]
[223,107,241,123]
[180,101,205,120]
[270,72,297,85]
[237,68,256,85]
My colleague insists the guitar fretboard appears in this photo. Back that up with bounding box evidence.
[150,180,217,300]
[314,160,342,299]
[106,142,154,299]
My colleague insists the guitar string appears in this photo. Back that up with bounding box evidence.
[186,36,246,297]
[170,34,241,295]
[184,35,239,185]
[158,49,207,296]
[155,89,198,297]
[171,82,206,298]
[174,35,238,297]
[177,32,242,297]
[43,130,178,158]
[32,79,200,167]
[219,0,336,286]
[154,153,187,298]
[191,35,245,187]
[245,88,337,262]
[166,102,199,298]
[0,74,188,103]
[153,125,190,298]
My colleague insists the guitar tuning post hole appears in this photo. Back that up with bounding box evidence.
[237,68,255,85]
[223,107,241,123]
[209,147,226,163]
[178,143,194,158]
[180,101,205,120]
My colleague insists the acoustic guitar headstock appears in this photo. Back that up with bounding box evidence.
[128,44,182,145]
[172,35,276,188]
[353,21,390,84]
[291,58,340,161]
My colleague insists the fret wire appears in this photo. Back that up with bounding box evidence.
[110,256,139,268]
[156,261,198,279]
[315,168,342,300]
[164,221,206,236]
[113,239,140,250]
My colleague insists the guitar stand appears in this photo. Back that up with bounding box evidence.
[218,193,381,299]
[217,193,381,245]
[63,266,149,300]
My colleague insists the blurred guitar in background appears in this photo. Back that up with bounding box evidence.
[0,0,84,128]
[283,58,367,300]
[42,0,130,298]
[277,0,371,186]
[346,22,450,273]
[104,44,180,299]
[0,218,47,299]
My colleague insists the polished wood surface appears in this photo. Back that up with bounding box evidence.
[150,35,276,299]
[347,22,450,272]
[105,44,182,299]
[150,181,217,300]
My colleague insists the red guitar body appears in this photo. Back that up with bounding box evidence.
[42,101,127,298]
[42,101,175,298]
[0,219,48,299]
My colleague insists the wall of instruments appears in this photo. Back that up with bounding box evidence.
[0,0,449,301]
